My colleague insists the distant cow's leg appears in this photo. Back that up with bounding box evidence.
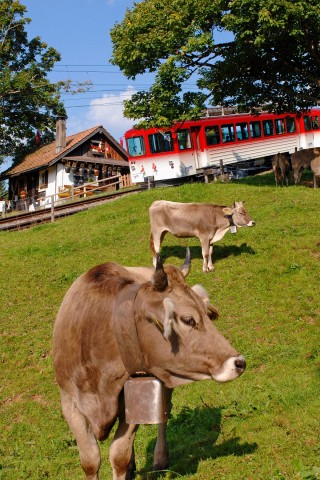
[60,391,101,480]
[294,166,302,184]
[109,400,139,480]
[200,236,211,272]
[153,388,173,471]
[151,230,167,266]
[208,243,214,271]
[314,175,319,189]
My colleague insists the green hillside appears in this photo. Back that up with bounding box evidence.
[1,174,319,479]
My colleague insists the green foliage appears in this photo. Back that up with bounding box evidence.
[0,177,319,479]
[0,0,66,160]
[111,0,320,126]
[0,0,91,164]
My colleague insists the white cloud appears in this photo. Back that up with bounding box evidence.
[86,86,136,141]
[66,86,136,143]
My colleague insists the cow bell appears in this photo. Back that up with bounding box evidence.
[124,377,168,424]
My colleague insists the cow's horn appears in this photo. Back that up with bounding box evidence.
[181,247,191,277]
[152,254,168,291]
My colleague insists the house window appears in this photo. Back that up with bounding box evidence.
[39,170,48,189]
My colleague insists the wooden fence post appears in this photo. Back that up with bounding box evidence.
[220,159,224,180]
[51,195,54,223]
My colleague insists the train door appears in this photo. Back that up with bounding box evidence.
[302,115,314,149]
[190,126,202,169]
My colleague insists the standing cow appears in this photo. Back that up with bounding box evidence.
[149,200,255,272]
[53,254,246,480]
[291,147,320,186]
[311,156,320,188]
[272,152,291,186]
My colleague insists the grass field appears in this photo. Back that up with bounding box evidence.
[0,172,319,479]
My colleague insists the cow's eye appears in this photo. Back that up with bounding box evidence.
[181,316,196,328]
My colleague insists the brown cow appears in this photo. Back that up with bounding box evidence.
[311,156,320,188]
[53,255,246,480]
[149,200,255,272]
[291,147,320,186]
[272,152,291,186]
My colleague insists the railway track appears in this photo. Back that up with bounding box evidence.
[0,188,141,232]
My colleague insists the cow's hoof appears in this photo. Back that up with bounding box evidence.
[152,461,169,472]
[125,458,136,480]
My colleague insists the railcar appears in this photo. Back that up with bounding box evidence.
[123,107,320,184]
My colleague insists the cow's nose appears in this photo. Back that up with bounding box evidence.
[235,356,246,374]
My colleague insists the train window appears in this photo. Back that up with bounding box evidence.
[304,116,312,131]
[312,116,319,129]
[221,124,235,142]
[127,136,146,156]
[205,126,220,145]
[263,120,274,136]
[177,129,192,149]
[148,131,174,154]
[275,118,285,135]
[250,121,262,138]
[236,122,249,141]
[285,117,296,133]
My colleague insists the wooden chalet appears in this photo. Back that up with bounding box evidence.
[0,117,130,210]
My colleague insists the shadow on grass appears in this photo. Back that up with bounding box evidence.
[233,169,314,187]
[161,243,255,266]
[141,406,257,478]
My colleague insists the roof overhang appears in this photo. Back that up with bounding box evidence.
[63,156,129,168]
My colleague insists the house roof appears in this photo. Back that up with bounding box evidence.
[1,125,128,179]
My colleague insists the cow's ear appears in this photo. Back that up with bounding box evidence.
[222,207,232,216]
[192,284,219,320]
[207,304,219,320]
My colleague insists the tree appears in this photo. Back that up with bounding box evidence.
[0,0,66,163]
[110,0,320,127]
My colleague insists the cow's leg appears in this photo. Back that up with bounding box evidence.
[109,402,139,480]
[60,391,101,480]
[199,236,211,272]
[295,166,303,184]
[153,388,173,471]
[207,243,214,271]
[152,230,167,266]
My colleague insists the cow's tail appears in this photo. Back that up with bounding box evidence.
[150,233,156,256]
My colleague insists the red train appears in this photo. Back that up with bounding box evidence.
[123,107,320,184]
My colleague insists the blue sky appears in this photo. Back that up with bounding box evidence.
[22,0,152,143]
